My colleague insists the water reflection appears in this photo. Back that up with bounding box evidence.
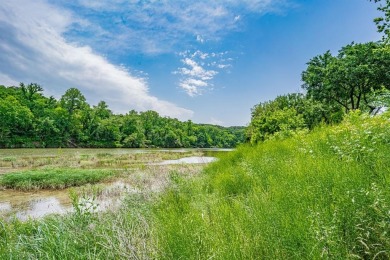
[0,181,136,221]
[155,156,217,165]
[16,197,71,221]
[0,202,11,212]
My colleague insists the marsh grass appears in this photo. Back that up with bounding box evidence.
[0,164,203,259]
[0,149,206,174]
[2,113,389,258]
[0,169,117,190]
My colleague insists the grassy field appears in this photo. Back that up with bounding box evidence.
[1,112,390,259]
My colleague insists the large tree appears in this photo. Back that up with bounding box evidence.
[302,42,390,112]
[60,88,88,115]
[0,96,34,147]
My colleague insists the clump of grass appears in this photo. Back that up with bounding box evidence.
[2,157,16,162]
[96,152,114,158]
[0,169,117,190]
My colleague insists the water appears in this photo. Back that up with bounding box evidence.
[16,197,70,221]
[0,202,11,212]
[155,156,217,165]
[0,148,230,220]
[0,180,137,221]
[0,188,73,220]
[0,147,232,158]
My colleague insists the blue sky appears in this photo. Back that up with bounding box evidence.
[0,0,382,126]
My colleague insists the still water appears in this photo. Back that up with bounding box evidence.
[0,148,230,220]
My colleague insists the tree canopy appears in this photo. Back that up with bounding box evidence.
[249,42,390,143]
[0,83,245,148]
[302,42,390,112]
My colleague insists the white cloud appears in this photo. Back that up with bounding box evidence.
[0,0,193,120]
[179,58,218,81]
[174,50,233,96]
[179,78,209,97]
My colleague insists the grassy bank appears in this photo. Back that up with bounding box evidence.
[153,111,390,259]
[1,112,389,259]
[0,169,117,190]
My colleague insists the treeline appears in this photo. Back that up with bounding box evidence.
[247,36,390,143]
[0,84,245,148]
[247,1,390,143]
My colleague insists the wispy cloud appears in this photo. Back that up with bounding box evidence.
[0,0,193,119]
[174,50,233,96]
[52,0,287,54]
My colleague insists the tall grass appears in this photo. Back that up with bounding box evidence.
[0,193,154,259]
[152,111,390,259]
[1,111,389,259]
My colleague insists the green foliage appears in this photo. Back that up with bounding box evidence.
[0,95,34,147]
[0,84,245,148]
[0,169,115,190]
[247,93,332,143]
[152,111,390,259]
[371,0,390,41]
[302,42,390,112]
[1,112,389,259]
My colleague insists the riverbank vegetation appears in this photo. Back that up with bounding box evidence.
[0,85,245,148]
[1,110,389,259]
[152,111,390,259]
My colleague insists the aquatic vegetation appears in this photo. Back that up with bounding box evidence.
[1,113,389,259]
[0,169,117,190]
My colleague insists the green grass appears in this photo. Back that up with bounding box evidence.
[152,111,390,259]
[1,111,390,259]
[0,169,116,190]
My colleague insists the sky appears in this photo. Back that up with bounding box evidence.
[0,0,383,126]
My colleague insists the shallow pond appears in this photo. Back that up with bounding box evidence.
[0,148,230,220]
[0,180,138,221]
[155,156,217,165]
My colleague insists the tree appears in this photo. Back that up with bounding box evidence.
[247,96,306,143]
[302,42,390,112]
[121,111,146,148]
[60,88,87,115]
[94,117,122,147]
[371,0,390,41]
[93,101,112,119]
[0,84,245,148]
[20,83,43,104]
[0,96,34,147]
